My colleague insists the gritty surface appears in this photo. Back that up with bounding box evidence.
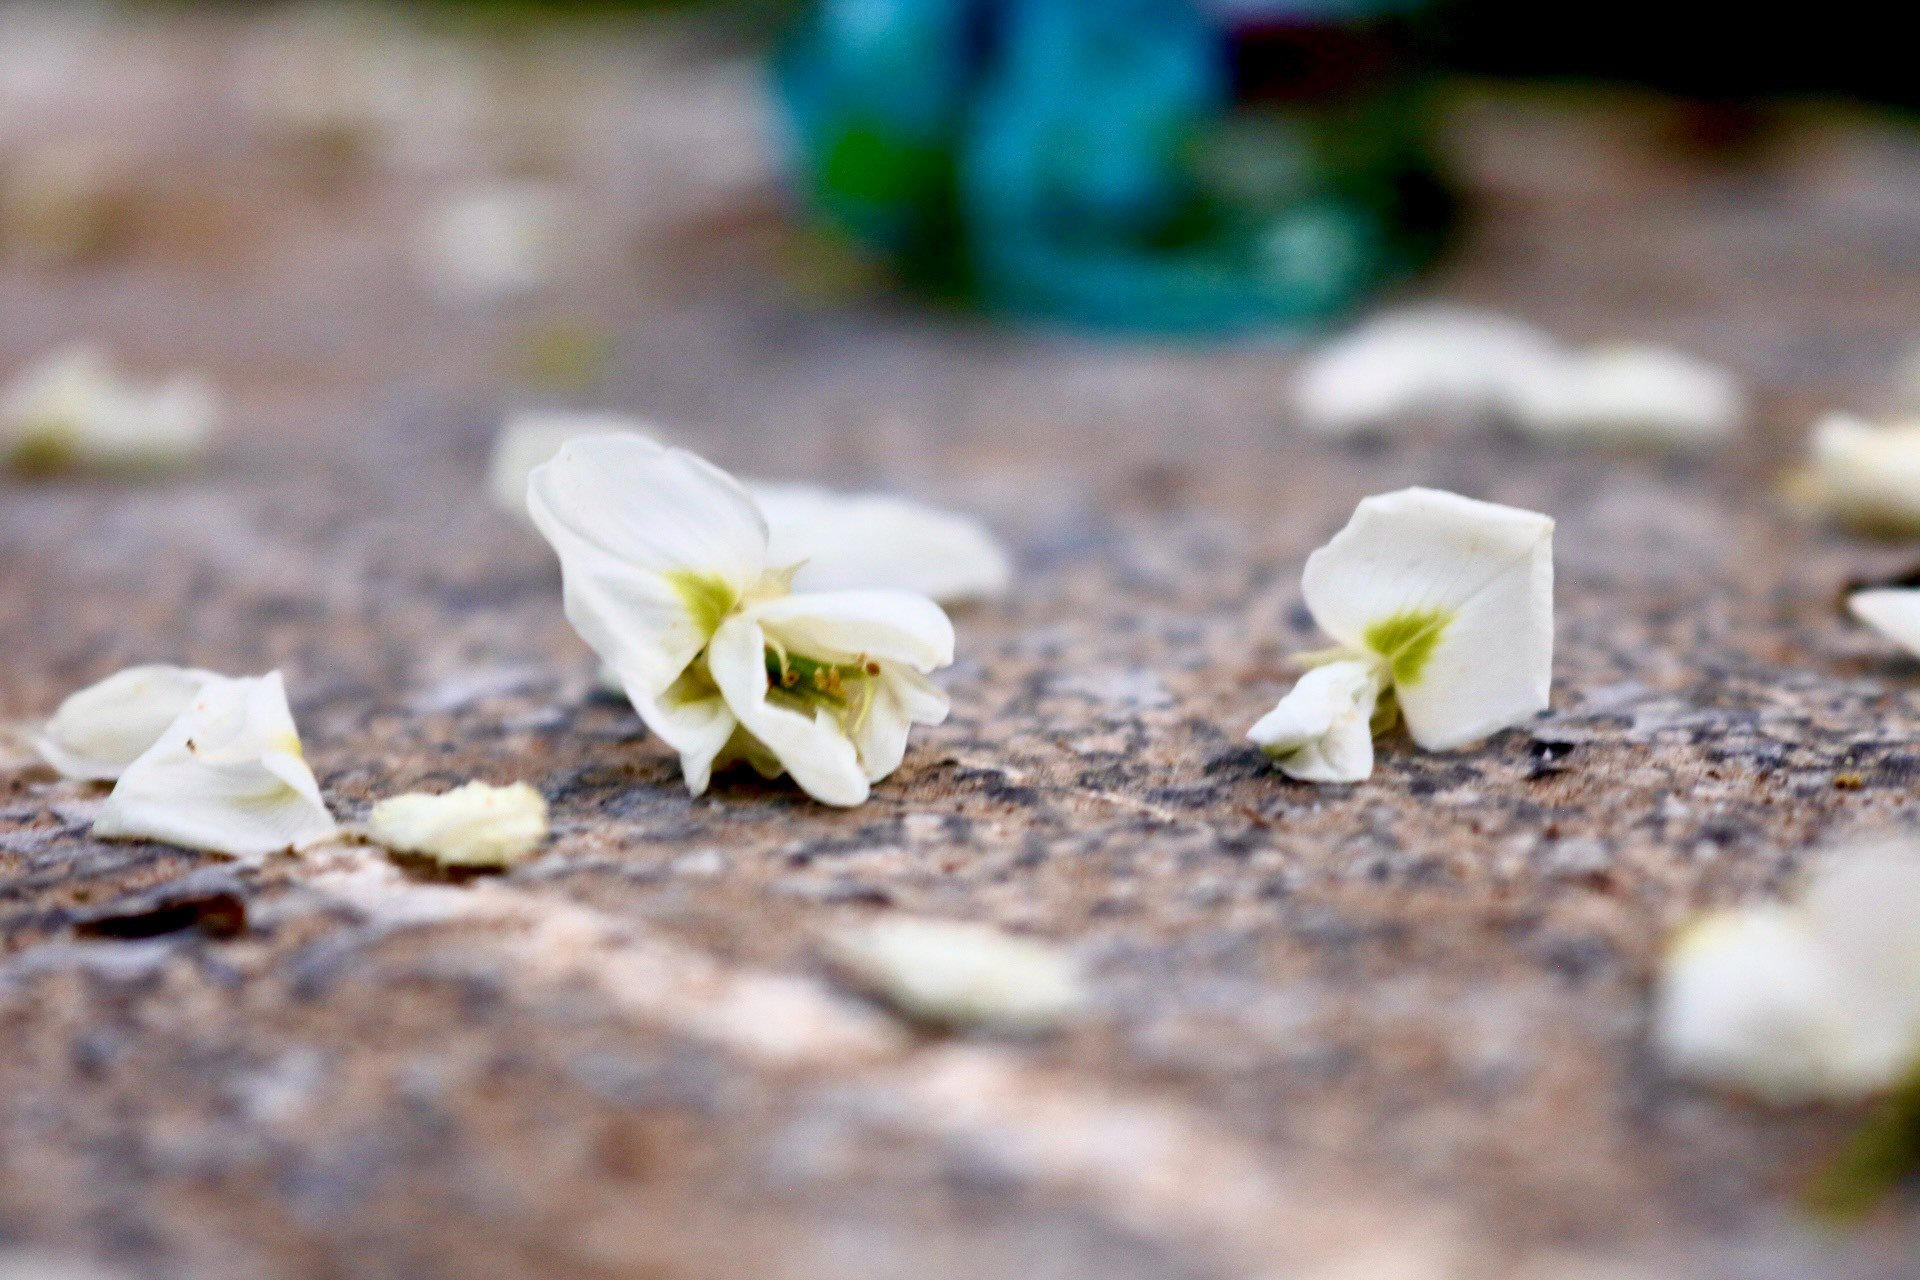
[4,10,1920,1279]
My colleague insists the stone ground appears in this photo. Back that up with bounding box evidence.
[4,8,1920,1278]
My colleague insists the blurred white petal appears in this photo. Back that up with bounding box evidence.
[826,916,1084,1032]
[367,780,548,869]
[1248,659,1382,783]
[1797,414,1920,532]
[33,664,218,781]
[92,672,337,861]
[1293,307,1563,436]
[1,346,217,473]
[417,182,566,302]
[1506,344,1742,447]
[1849,588,1920,657]
[748,482,1013,604]
[1303,487,1553,750]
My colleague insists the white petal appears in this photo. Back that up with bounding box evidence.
[416,182,565,302]
[527,433,768,718]
[0,346,216,472]
[747,590,956,674]
[746,481,1014,604]
[486,412,657,517]
[1653,907,1910,1104]
[1798,414,1920,532]
[639,672,738,797]
[92,672,338,861]
[367,780,549,869]
[825,916,1084,1032]
[851,663,951,783]
[34,664,219,780]
[1799,841,1920,1034]
[1505,344,1742,447]
[1292,307,1565,436]
[1849,588,1920,658]
[1303,487,1553,751]
[706,612,869,807]
[1247,659,1382,784]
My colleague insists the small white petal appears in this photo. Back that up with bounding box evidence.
[1795,414,1920,532]
[826,916,1084,1032]
[1303,488,1553,751]
[1849,588,1920,658]
[1293,307,1564,436]
[747,482,1014,605]
[366,781,549,869]
[33,664,218,781]
[486,412,657,517]
[850,663,949,783]
[1505,344,1742,447]
[92,673,338,861]
[707,612,870,806]
[527,433,768,722]
[1247,659,1382,784]
[1,347,217,473]
[416,182,565,301]
[748,589,956,674]
[1654,906,1911,1104]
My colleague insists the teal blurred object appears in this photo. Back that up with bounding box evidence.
[774,0,1453,335]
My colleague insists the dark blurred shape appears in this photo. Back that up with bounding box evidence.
[774,0,1451,334]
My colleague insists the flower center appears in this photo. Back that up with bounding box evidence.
[764,643,883,731]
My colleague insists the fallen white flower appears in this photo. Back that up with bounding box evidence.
[528,433,954,807]
[417,182,565,302]
[1293,307,1564,436]
[1791,414,1920,533]
[366,780,548,870]
[1654,842,1920,1104]
[0,346,217,473]
[33,664,217,781]
[1849,588,1920,659]
[1249,487,1554,782]
[92,672,339,860]
[492,415,1012,605]
[1504,344,1743,446]
[825,916,1084,1032]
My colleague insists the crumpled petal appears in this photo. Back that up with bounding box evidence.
[825,916,1085,1032]
[748,481,1013,605]
[1293,307,1565,436]
[1504,344,1742,447]
[92,672,338,860]
[367,780,549,869]
[1302,487,1553,751]
[33,664,218,780]
[1850,588,1920,658]
[706,611,870,807]
[486,411,657,517]
[527,433,768,742]
[1247,659,1382,783]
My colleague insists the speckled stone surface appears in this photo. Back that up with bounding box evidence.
[5,11,1920,1279]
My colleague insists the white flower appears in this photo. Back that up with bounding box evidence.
[93,672,338,860]
[1293,309,1741,448]
[366,780,548,869]
[825,916,1084,1032]
[33,664,218,780]
[1294,307,1564,436]
[1249,488,1554,782]
[492,415,1012,605]
[749,481,1012,603]
[1654,842,1920,1104]
[417,182,565,302]
[1849,588,1920,658]
[1504,344,1743,446]
[0,346,217,473]
[1791,414,1920,533]
[527,433,955,807]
